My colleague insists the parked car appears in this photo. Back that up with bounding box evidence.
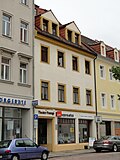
[0,138,49,160]
[93,135,120,152]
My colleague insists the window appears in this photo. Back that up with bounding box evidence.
[79,120,89,143]
[110,95,115,109]
[73,87,79,104]
[20,63,27,84]
[58,51,64,67]
[67,30,72,42]
[101,93,106,107]
[52,23,57,35]
[72,56,78,71]
[109,69,113,80]
[2,13,11,37]
[86,90,92,105]
[114,51,119,62]
[20,21,28,43]
[58,118,75,144]
[58,84,65,102]
[101,45,106,56]
[21,0,28,5]
[41,81,49,100]
[100,65,105,78]
[1,57,10,80]
[43,19,48,32]
[85,60,90,74]
[41,46,49,63]
[75,33,79,44]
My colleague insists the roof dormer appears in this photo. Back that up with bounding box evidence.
[114,48,119,62]
[35,7,60,37]
[60,21,81,45]
[100,41,106,57]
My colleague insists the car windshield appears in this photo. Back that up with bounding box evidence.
[0,140,11,148]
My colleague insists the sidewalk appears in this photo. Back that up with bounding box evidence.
[49,148,95,159]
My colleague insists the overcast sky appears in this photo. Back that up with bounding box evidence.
[35,0,120,49]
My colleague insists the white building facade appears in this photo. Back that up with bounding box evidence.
[0,0,34,140]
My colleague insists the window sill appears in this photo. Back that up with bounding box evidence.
[0,79,14,84]
[17,82,31,88]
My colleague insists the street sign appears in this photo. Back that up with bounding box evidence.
[34,114,38,120]
[95,116,102,123]
[32,100,38,106]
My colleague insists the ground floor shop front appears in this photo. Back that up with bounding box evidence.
[34,108,97,151]
[0,96,33,140]
[98,113,120,138]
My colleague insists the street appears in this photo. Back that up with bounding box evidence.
[50,151,120,160]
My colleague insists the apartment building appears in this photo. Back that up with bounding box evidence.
[34,5,97,151]
[82,36,120,138]
[0,0,34,140]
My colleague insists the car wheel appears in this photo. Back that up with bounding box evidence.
[41,151,48,160]
[113,144,118,152]
[11,155,19,160]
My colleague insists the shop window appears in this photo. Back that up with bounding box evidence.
[85,60,90,74]
[73,87,79,104]
[79,120,89,143]
[43,19,48,32]
[2,13,11,37]
[58,118,75,144]
[41,46,49,63]
[86,89,92,106]
[1,57,10,81]
[58,51,64,67]
[58,84,65,102]
[41,81,49,101]
[52,23,57,36]
[72,56,78,71]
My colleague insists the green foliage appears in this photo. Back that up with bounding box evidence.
[111,66,120,80]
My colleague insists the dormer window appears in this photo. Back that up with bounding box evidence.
[43,19,48,32]
[67,30,72,42]
[52,23,57,36]
[114,50,119,62]
[75,33,79,44]
[101,44,106,57]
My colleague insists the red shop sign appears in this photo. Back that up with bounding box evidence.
[56,111,62,117]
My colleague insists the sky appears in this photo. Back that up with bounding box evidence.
[34,0,120,49]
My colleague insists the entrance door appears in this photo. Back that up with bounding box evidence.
[105,121,111,135]
[38,119,47,144]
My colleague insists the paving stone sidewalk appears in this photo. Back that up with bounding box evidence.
[49,148,95,159]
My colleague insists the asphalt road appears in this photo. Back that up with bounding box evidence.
[50,151,120,160]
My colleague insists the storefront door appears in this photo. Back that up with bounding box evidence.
[38,119,47,144]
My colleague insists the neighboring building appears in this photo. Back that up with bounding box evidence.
[0,0,34,140]
[82,36,120,138]
[34,5,97,151]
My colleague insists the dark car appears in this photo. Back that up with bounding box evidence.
[93,135,120,152]
[0,138,49,160]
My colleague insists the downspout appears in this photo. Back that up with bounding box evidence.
[32,0,35,141]
[93,56,98,139]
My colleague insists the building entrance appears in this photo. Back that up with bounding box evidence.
[38,119,47,144]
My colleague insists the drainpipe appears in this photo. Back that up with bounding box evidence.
[93,56,98,139]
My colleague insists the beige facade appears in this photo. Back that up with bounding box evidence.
[34,8,97,151]
[0,0,34,140]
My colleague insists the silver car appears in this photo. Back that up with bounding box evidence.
[93,136,120,152]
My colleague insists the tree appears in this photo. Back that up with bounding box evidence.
[111,66,120,100]
[111,66,120,80]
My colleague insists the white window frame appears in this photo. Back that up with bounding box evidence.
[101,93,106,108]
[20,62,27,84]
[21,0,28,5]
[114,49,119,62]
[20,21,28,43]
[109,69,113,81]
[100,65,105,79]
[2,13,11,37]
[1,57,10,81]
[110,94,115,109]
